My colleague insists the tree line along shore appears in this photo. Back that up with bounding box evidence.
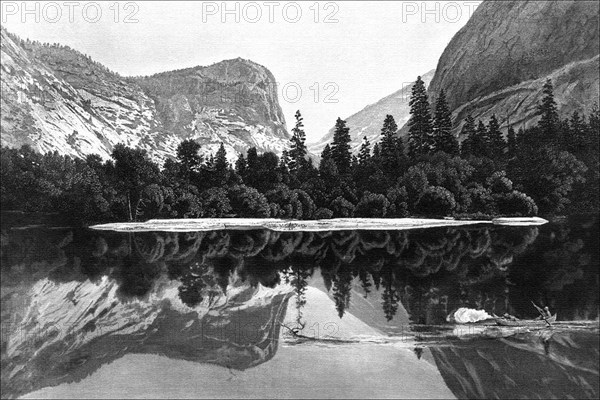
[1,79,597,225]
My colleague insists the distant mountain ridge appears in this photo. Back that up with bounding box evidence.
[309,70,435,157]
[0,27,289,163]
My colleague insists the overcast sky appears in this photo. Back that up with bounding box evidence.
[2,1,479,142]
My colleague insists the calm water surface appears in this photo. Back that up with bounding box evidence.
[1,215,598,399]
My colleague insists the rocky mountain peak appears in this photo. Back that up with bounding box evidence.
[0,28,289,163]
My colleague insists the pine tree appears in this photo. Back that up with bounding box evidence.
[566,111,586,153]
[372,142,381,161]
[213,143,229,186]
[246,147,258,171]
[408,76,434,158]
[381,274,399,321]
[432,89,459,155]
[320,144,332,163]
[358,269,372,298]
[319,144,333,176]
[538,79,559,145]
[235,153,246,178]
[358,136,371,165]
[331,117,352,175]
[288,110,307,173]
[215,143,228,171]
[280,150,290,168]
[380,114,405,174]
[459,115,476,157]
[487,114,506,158]
[289,264,311,322]
[176,139,202,179]
[205,153,215,169]
[474,120,489,157]
[507,125,517,158]
[332,267,352,318]
[279,150,291,185]
[351,154,359,170]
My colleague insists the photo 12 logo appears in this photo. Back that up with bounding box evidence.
[1,1,140,24]
[401,1,480,23]
[200,1,339,23]
[203,81,340,104]
[278,81,340,104]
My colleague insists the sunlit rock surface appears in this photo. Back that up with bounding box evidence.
[0,28,289,163]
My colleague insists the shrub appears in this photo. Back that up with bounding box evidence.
[398,166,429,208]
[415,186,456,216]
[171,190,202,218]
[314,207,334,219]
[135,184,172,220]
[465,183,496,215]
[495,190,538,216]
[227,185,270,218]
[486,171,513,194]
[386,186,409,217]
[330,196,355,218]
[266,184,301,219]
[354,192,389,217]
[199,187,232,217]
[294,189,316,219]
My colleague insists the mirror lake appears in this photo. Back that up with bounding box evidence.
[1,214,598,399]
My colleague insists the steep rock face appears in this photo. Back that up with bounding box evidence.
[451,55,599,135]
[427,0,599,135]
[0,28,289,163]
[134,58,289,159]
[309,70,435,157]
[0,28,168,160]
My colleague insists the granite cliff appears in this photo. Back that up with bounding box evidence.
[427,0,600,136]
[0,28,289,163]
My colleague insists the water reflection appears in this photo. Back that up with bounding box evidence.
[1,215,598,398]
[431,330,599,399]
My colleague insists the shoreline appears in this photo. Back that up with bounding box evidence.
[89,217,549,232]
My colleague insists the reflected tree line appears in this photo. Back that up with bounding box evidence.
[1,218,598,324]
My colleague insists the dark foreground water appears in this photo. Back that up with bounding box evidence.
[1,215,598,399]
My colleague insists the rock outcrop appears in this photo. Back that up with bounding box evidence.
[0,28,289,163]
[427,0,600,135]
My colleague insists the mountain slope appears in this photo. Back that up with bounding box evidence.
[426,0,600,136]
[0,28,289,163]
[1,28,161,160]
[133,58,290,159]
[309,70,434,156]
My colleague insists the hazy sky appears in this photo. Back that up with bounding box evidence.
[2,1,479,142]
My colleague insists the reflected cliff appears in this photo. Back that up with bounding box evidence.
[1,214,598,398]
[431,330,599,399]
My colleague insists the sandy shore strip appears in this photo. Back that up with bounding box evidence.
[90,217,548,232]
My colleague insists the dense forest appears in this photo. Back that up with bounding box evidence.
[1,78,598,224]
